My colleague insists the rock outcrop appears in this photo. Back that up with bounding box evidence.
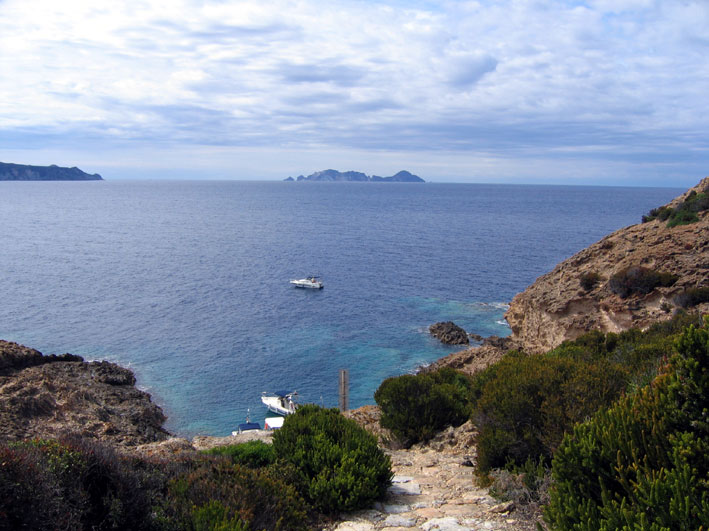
[505,177,709,354]
[0,161,103,180]
[0,340,169,447]
[429,321,470,345]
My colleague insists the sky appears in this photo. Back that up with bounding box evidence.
[0,0,707,185]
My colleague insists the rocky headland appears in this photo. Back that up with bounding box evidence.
[430,177,708,371]
[0,340,168,447]
[0,161,103,181]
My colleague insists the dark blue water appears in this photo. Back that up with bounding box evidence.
[0,181,681,436]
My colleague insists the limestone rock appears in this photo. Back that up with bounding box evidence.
[505,177,709,354]
[429,322,470,345]
[0,340,169,447]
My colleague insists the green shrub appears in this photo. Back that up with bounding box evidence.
[0,435,156,531]
[203,440,276,469]
[191,500,249,531]
[579,271,602,291]
[272,404,392,514]
[374,367,473,446]
[608,266,678,298]
[164,460,308,531]
[471,354,627,476]
[643,190,708,226]
[674,286,709,308]
[545,318,709,530]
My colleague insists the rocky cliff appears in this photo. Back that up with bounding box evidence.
[0,340,169,447]
[505,177,709,354]
[0,161,103,180]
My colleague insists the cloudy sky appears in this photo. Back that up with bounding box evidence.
[1,0,707,185]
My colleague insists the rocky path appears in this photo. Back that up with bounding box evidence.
[331,428,537,531]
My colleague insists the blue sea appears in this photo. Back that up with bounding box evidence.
[0,180,682,436]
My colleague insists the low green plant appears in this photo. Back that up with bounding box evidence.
[608,266,678,298]
[203,440,276,469]
[272,404,392,514]
[674,286,709,308]
[643,190,708,226]
[545,317,709,530]
[374,367,473,446]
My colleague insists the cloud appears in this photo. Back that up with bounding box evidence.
[0,0,707,184]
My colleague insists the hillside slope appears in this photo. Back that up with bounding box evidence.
[505,177,709,354]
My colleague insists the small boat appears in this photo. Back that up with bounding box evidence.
[261,391,298,416]
[264,417,284,430]
[231,409,261,435]
[290,276,323,289]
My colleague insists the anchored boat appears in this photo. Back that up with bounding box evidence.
[290,276,323,289]
[261,391,298,416]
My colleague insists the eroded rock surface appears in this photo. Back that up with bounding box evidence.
[505,177,709,354]
[0,340,169,447]
[429,322,470,345]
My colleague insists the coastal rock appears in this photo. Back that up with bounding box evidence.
[505,177,709,354]
[429,322,470,345]
[0,161,102,181]
[0,340,169,447]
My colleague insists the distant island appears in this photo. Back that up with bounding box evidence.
[285,169,424,183]
[0,162,103,181]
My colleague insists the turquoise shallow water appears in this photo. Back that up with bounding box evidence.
[0,180,682,436]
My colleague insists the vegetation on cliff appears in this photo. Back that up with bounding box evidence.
[642,188,709,227]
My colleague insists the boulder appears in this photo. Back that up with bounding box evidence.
[429,322,469,345]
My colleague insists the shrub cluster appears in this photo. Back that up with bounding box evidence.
[0,435,157,530]
[674,286,709,308]
[545,317,709,530]
[470,352,628,476]
[468,312,703,485]
[1,405,390,529]
[161,458,307,531]
[608,265,678,298]
[272,404,392,514]
[642,189,709,226]
[374,367,473,447]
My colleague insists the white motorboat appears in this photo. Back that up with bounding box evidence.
[261,391,298,416]
[290,276,323,289]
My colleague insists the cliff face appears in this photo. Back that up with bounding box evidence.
[0,340,169,447]
[0,162,103,181]
[505,177,709,354]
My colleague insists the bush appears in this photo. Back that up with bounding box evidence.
[375,367,473,446]
[579,271,602,292]
[164,459,308,531]
[545,318,709,530]
[608,266,678,298]
[0,435,157,531]
[674,286,709,308]
[203,440,276,469]
[471,354,627,476]
[272,404,392,514]
[643,190,708,226]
